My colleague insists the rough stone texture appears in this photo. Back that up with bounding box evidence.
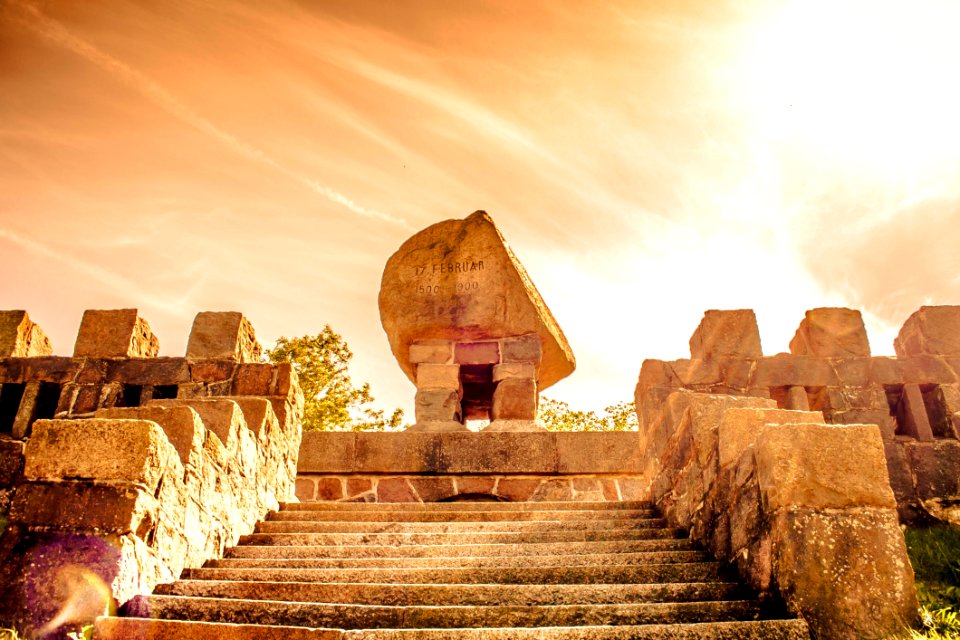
[414,389,462,425]
[0,343,304,636]
[493,362,536,382]
[454,341,500,365]
[789,307,871,358]
[379,211,574,390]
[23,419,176,493]
[0,311,52,358]
[96,405,206,468]
[186,312,262,363]
[74,309,160,358]
[895,305,960,357]
[771,508,917,639]
[689,310,762,360]
[293,474,651,503]
[416,364,461,391]
[409,341,453,365]
[754,423,898,511]
[491,378,537,420]
[636,305,960,526]
[636,390,917,640]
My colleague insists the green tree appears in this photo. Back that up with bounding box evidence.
[537,397,638,432]
[266,326,404,432]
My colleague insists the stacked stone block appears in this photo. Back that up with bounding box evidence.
[408,333,542,432]
[0,309,304,637]
[296,430,646,503]
[635,390,917,639]
[636,305,960,523]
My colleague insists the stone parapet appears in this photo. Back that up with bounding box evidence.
[0,311,52,358]
[636,305,960,524]
[74,309,159,358]
[186,312,262,362]
[0,395,302,636]
[637,390,917,640]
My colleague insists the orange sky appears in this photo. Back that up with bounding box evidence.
[3,0,960,420]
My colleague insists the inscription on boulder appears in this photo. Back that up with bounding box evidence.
[379,211,574,390]
[379,211,575,430]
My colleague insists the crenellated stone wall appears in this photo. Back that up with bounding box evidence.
[636,305,960,524]
[0,309,304,637]
[636,389,917,639]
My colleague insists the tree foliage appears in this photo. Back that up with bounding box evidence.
[537,397,638,432]
[266,326,403,432]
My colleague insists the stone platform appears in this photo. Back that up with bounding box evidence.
[295,431,647,503]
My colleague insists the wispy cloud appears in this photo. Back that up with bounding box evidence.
[4,1,409,228]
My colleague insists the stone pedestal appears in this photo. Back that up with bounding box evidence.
[407,334,543,432]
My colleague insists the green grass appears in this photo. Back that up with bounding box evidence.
[903,525,960,639]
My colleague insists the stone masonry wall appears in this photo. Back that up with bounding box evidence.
[0,309,304,637]
[297,431,646,502]
[637,389,917,640]
[636,305,960,524]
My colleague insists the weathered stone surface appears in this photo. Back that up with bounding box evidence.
[297,432,355,473]
[11,481,157,532]
[314,477,343,501]
[414,389,462,424]
[408,477,457,502]
[355,432,440,474]
[905,440,960,501]
[439,433,556,473]
[409,340,453,365]
[74,309,159,358]
[895,305,960,357]
[455,341,500,365]
[717,409,824,469]
[96,406,205,468]
[149,398,244,453]
[501,334,542,365]
[789,307,871,358]
[186,312,262,363]
[491,378,537,420]
[0,437,25,486]
[416,364,461,390]
[484,419,547,432]
[689,310,762,360]
[377,477,418,502]
[0,310,52,357]
[771,508,918,639]
[754,423,897,511]
[556,432,643,474]
[493,363,536,382]
[23,419,179,492]
[379,211,575,390]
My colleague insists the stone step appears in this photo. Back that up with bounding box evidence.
[279,500,654,512]
[205,550,709,570]
[123,595,765,629]
[182,562,722,585]
[155,580,745,606]
[239,528,683,547]
[96,617,811,640]
[255,518,668,534]
[226,538,695,559]
[267,509,659,523]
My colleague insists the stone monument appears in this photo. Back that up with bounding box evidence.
[379,211,575,431]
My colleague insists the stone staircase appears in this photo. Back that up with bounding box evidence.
[95,500,809,639]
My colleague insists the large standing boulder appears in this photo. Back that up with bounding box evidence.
[379,211,575,390]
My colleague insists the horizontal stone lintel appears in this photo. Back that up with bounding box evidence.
[297,431,644,475]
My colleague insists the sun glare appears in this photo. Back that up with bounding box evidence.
[735,0,960,186]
